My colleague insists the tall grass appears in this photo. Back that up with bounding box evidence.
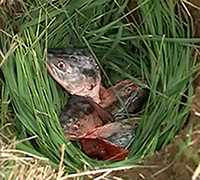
[0,0,197,173]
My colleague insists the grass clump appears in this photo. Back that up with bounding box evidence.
[0,0,197,174]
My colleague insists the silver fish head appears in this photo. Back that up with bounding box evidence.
[47,48,101,103]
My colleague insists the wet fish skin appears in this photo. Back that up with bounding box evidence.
[59,80,147,160]
[113,86,149,120]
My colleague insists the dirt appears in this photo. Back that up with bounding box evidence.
[187,0,200,37]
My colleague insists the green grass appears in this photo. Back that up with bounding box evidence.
[0,0,197,174]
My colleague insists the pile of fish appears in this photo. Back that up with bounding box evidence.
[47,48,149,161]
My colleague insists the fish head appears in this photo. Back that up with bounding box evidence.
[47,48,101,103]
[62,116,103,139]
[114,81,149,118]
[59,95,104,139]
[113,80,139,100]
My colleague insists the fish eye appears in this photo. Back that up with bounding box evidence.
[57,61,66,70]
[88,84,95,90]
[72,122,80,131]
[125,86,133,94]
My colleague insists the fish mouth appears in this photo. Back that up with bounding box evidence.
[64,124,101,140]
[65,132,87,140]
[46,62,53,74]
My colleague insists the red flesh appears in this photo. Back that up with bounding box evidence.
[80,138,128,161]
[79,122,129,161]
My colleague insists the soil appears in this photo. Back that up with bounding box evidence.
[187,0,200,37]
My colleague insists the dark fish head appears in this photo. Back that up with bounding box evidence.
[113,84,149,120]
[59,95,105,139]
[102,80,149,119]
[101,80,140,109]
[113,80,139,100]
[125,87,149,114]
[47,48,101,103]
